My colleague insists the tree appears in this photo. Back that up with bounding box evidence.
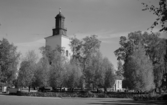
[115,31,167,91]
[40,45,63,65]
[142,0,167,32]
[33,57,50,88]
[84,51,103,90]
[83,51,115,92]
[161,73,167,91]
[49,58,64,89]
[116,60,124,77]
[39,45,68,90]
[102,58,115,92]
[70,35,101,89]
[17,50,38,92]
[24,50,38,63]
[147,38,166,90]
[0,38,20,86]
[17,61,34,91]
[124,43,155,91]
[47,46,66,89]
[64,60,82,90]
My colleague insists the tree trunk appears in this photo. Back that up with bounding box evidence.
[28,86,31,92]
[60,87,62,92]
[81,76,86,91]
[97,88,99,93]
[104,87,107,93]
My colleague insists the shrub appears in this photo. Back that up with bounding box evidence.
[78,91,96,97]
[17,91,165,99]
[96,93,107,98]
[158,94,167,100]
[132,93,167,101]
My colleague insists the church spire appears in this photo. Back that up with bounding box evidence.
[59,7,61,13]
[52,8,67,36]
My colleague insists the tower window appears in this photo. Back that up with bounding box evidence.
[66,50,68,57]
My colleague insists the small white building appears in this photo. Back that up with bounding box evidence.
[113,76,123,92]
[45,10,72,59]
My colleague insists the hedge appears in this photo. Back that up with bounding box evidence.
[133,93,167,101]
[16,91,151,98]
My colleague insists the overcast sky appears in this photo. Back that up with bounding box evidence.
[0,0,165,69]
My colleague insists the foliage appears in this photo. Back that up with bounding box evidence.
[47,46,66,88]
[142,0,167,32]
[15,35,115,92]
[83,51,115,91]
[115,31,167,91]
[133,93,167,101]
[84,51,103,89]
[142,32,166,90]
[64,60,82,89]
[33,57,50,87]
[17,61,34,87]
[161,73,167,91]
[17,51,37,90]
[69,35,116,91]
[24,50,38,63]
[39,45,67,89]
[116,60,124,77]
[17,91,160,99]
[70,35,101,89]
[70,35,116,91]
[0,38,20,85]
[124,43,155,91]
[40,45,63,65]
[70,35,101,67]
[102,58,115,91]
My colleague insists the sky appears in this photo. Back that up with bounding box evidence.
[0,0,166,69]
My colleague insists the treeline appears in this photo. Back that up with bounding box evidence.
[1,32,167,93]
[115,31,167,92]
[0,35,116,92]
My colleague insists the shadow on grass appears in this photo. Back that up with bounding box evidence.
[89,99,167,105]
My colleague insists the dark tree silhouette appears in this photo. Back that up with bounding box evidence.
[142,0,167,32]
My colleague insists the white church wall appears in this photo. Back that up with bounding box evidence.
[61,35,72,59]
[45,35,61,50]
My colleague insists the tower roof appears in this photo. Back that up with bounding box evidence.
[56,8,65,18]
[53,8,67,36]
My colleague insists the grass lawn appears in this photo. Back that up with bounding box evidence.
[0,94,166,105]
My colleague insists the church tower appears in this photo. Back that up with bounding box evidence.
[45,9,72,59]
[52,9,67,36]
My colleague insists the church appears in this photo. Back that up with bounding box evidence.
[45,9,72,60]
[45,10,123,92]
